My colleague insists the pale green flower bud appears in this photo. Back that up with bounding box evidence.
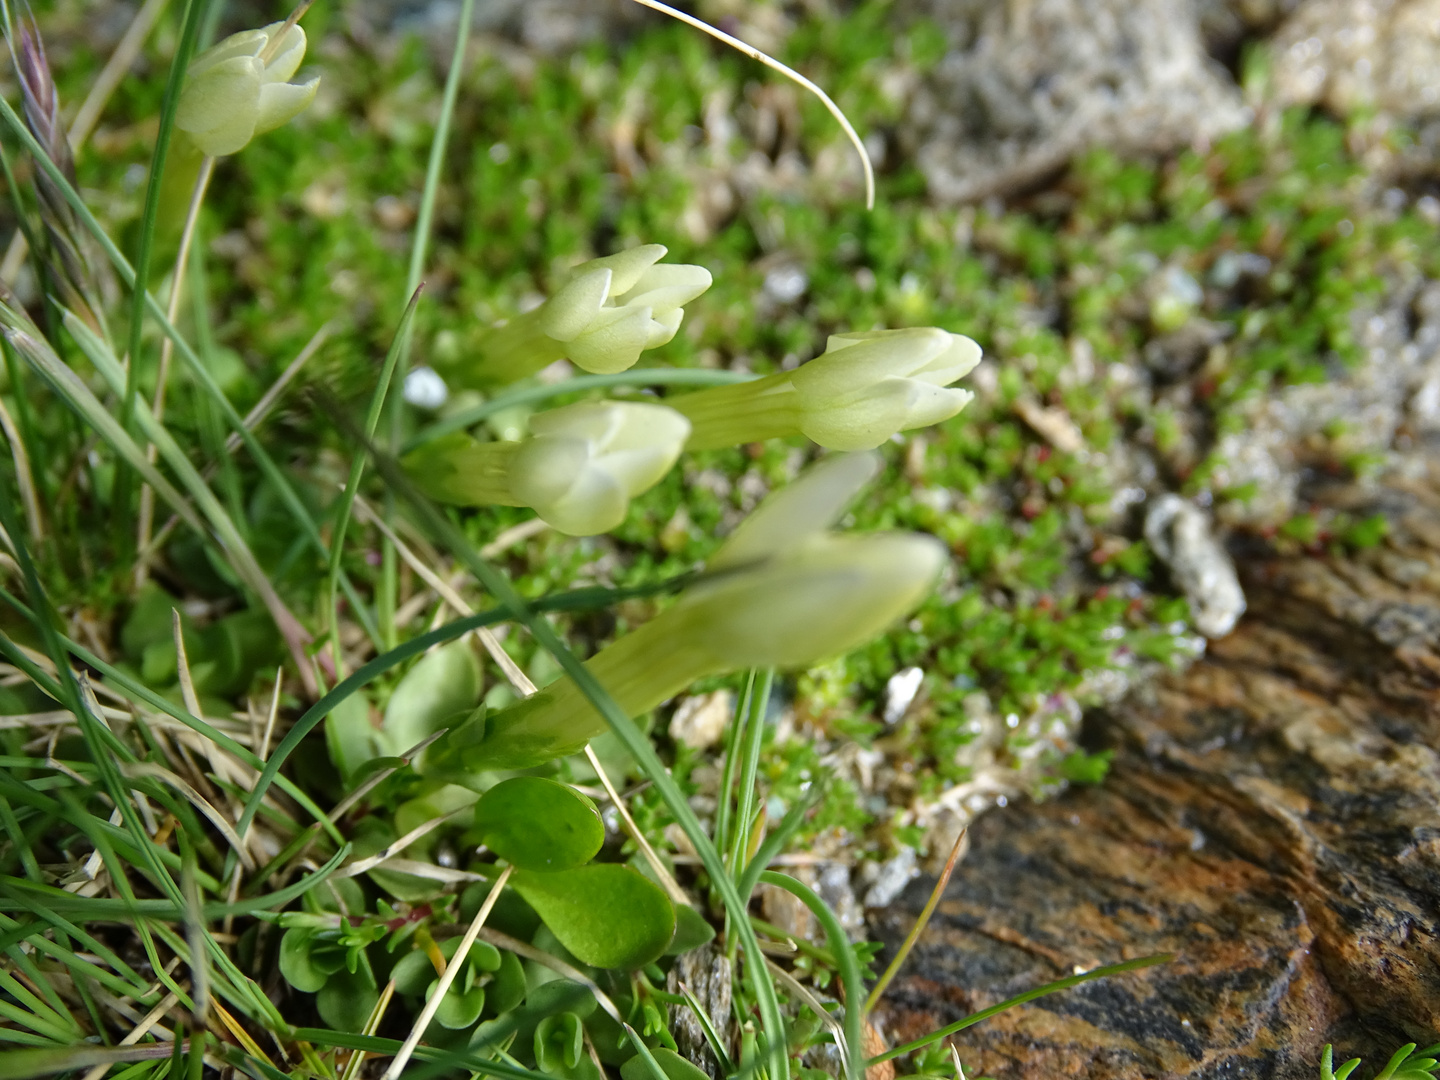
[508,401,690,535]
[403,401,689,536]
[175,22,319,157]
[448,246,712,386]
[670,327,981,451]
[426,453,947,772]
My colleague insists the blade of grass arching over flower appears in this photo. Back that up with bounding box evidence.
[0,96,347,620]
[379,0,477,648]
[329,423,792,1080]
[327,286,423,675]
[115,0,210,533]
[405,368,756,451]
[235,575,689,838]
[46,310,317,691]
[759,872,864,1080]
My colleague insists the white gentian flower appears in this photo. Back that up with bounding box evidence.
[451,246,712,386]
[670,327,982,451]
[175,21,319,157]
[402,400,689,536]
[427,453,947,772]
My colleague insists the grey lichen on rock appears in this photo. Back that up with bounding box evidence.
[898,0,1249,202]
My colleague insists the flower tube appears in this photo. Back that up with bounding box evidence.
[424,453,947,773]
[403,400,689,535]
[669,327,981,451]
[175,21,319,157]
[449,246,712,386]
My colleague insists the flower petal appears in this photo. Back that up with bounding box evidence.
[254,77,319,137]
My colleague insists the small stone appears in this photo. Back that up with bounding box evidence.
[402,366,448,409]
[863,846,918,909]
[883,667,924,725]
[1144,494,1246,638]
[668,690,733,751]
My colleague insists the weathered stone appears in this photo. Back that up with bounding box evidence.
[898,0,1248,203]
[872,462,1440,1078]
[1271,0,1440,117]
[667,944,733,1080]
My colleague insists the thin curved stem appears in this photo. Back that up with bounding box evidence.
[627,0,875,209]
[135,154,214,586]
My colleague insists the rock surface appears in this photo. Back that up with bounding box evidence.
[1270,0,1440,116]
[872,462,1440,1078]
[898,0,1249,203]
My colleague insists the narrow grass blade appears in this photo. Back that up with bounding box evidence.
[60,310,316,691]
[0,1044,189,1080]
[118,0,209,471]
[627,0,875,208]
[327,286,423,672]
[729,670,773,878]
[865,827,967,1014]
[759,871,863,1080]
[0,94,343,605]
[868,954,1174,1066]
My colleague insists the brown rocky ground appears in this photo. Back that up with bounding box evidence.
[872,463,1440,1077]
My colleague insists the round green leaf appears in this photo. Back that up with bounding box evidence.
[535,1012,584,1074]
[278,928,327,993]
[486,950,526,1017]
[620,1048,710,1080]
[391,948,439,996]
[512,864,674,970]
[317,965,379,1034]
[665,904,716,956]
[473,777,603,871]
[430,980,486,1030]
[381,638,482,754]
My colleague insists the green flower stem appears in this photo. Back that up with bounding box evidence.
[407,440,520,506]
[453,618,712,770]
[465,307,566,387]
[405,367,754,452]
[667,374,799,450]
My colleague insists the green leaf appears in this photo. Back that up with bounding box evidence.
[351,817,442,901]
[474,777,604,871]
[279,928,329,993]
[326,692,377,783]
[665,904,716,956]
[431,980,486,1030]
[391,948,441,996]
[381,638,481,754]
[512,864,674,970]
[316,964,379,1034]
[535,1012,584,1074]
[620,1047,709,1080]
[486,950,526,1017]
[460,879,542,941]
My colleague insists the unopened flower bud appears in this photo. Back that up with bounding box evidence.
[509,401,690,534]
[445,246,712,386]
[670,327,981,451]
[428,453,947,772]
[403,401,689,536]
[176,21,319,157]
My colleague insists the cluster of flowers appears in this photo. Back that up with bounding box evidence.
[178,17,983,765]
